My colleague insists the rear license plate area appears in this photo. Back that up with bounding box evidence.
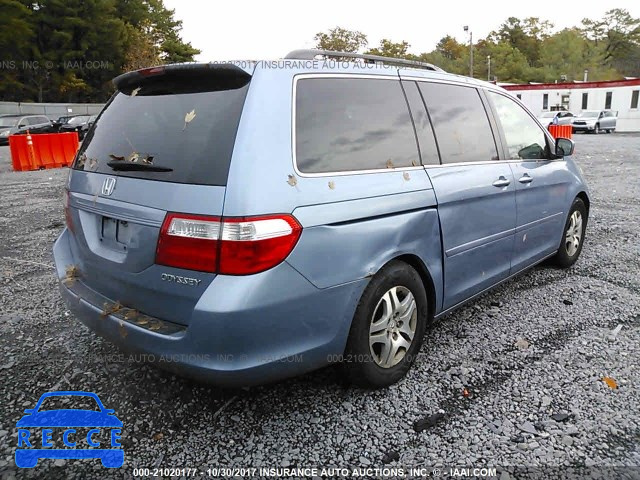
[101,216,130,250]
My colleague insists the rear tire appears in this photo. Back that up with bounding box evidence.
[552,198,587,268]
[341,261,428,388]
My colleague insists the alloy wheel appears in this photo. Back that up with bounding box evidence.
[369,286,417,368]
[565,210,583,257]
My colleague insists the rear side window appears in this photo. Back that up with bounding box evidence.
[418,83,498,164]
[488,91,548,160]
[74,73,250,186]
[295,77,419,173]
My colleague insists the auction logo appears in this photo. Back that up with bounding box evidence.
[15,391,124,468]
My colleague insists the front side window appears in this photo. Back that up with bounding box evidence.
[418,83,498,164]
[295,77,419,173]
[488,91,549,160]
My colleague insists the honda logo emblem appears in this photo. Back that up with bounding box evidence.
[101,177,116,196]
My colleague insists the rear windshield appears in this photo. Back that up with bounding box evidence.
[73,75,250,186]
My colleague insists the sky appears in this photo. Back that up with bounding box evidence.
[164,0,640,62]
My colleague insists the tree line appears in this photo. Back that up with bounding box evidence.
[0,0,199,103]
[1,5,637,103]
[314,9,640,84]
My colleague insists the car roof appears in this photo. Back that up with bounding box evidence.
[117,57,503,94]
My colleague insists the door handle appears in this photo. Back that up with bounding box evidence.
[518,174,533,184]
[492,176,510,188]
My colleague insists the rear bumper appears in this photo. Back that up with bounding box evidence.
[53,229,367,387]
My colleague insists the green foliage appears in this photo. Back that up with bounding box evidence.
[314,10,639,83]
[0,0,200,102]
[366,39,413,58]
[314,27,368,52]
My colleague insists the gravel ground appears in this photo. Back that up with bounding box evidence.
[0,134,639,479]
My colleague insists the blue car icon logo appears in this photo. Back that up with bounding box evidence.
[15,391,124,468]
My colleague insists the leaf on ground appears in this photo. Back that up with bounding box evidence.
[514,338,530,350]
[152,432,164,441]
[602,377,618,389]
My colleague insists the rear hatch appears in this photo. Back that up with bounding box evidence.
[65,63,252,325]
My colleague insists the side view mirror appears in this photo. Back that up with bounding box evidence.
[18,123,27,128]
[555,138,574,157]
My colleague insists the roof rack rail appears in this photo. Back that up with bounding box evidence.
[285,49,444,72]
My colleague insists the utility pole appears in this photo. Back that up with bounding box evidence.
[464,26,473,77]
[487,55,491,82]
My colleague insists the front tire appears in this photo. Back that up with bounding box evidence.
[341,261,428,388]
[552,198,587,268]
[594,124,601,134]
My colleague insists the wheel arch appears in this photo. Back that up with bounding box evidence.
[576,191,590,216]
[389,254,436,322]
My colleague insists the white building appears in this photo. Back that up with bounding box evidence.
[502,79,640,132]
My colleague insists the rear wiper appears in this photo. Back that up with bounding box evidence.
[106,161,173,172]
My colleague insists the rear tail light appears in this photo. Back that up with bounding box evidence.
[156,213,302,275]
[156,214,221,273]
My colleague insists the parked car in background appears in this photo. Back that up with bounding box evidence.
[537,111,574,127]
[572,110,617,133]
[78,115,98,140]
[51,115,75,132]
[54,52,590,388]
[0,114,52,145]
[59,115,92,139]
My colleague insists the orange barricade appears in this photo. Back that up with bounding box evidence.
[548,124,572,140]
[9,131,79,171]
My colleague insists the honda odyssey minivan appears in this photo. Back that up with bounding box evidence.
[53,50,589,388]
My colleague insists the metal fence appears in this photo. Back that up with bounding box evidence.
[0,101,105,118]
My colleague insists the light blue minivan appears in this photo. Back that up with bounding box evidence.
[53,50,589,388]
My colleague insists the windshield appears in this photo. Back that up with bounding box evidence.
[74,78,250,186]
[540,112,556,118]
[68,116,89,125]
[579,112,599,118]
[0,117,18,127]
